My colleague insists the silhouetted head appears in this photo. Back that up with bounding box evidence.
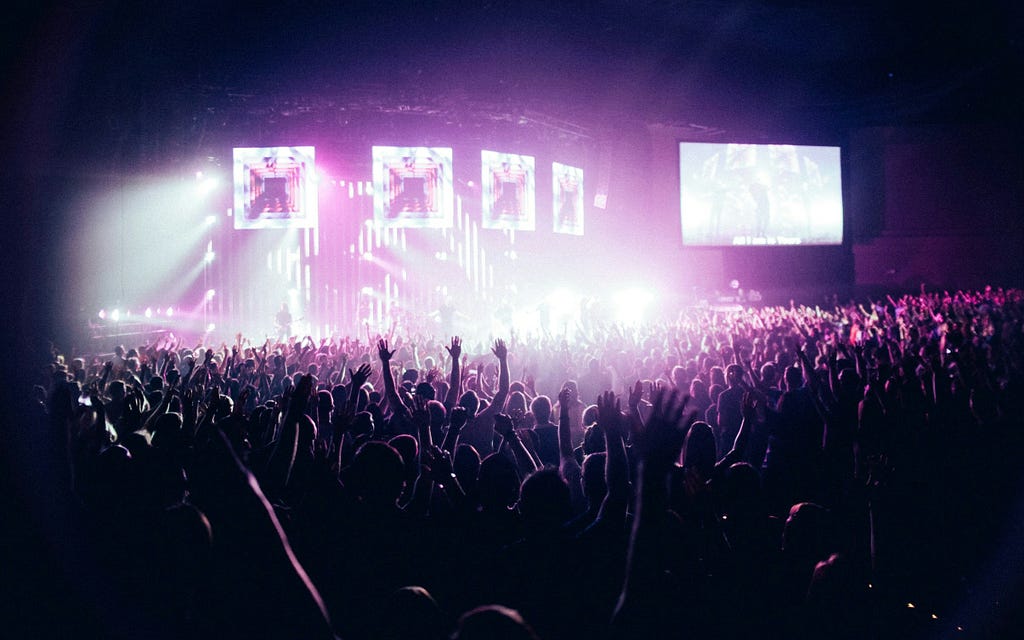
[507,391,528,415]
[582,423,605,454]
[376,586,447,640]
[782,502,832,561]
[459,390,480,418]
[531,395,552,424]
[477,453,520,510]
[454,605,539,640]
[683,421,716,479]
[426,399,446,428]
[689,378,710,405]
[346,441,405,508]
[453,444,481,492]
[389,434,419,480]
[726,364,744,386]
[784,365,804,391]
[518,467,571,531]
[722,462,762,518]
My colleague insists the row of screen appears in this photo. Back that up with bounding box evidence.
[231,142,844,246]
[231,146,584,235]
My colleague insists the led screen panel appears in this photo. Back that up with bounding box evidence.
[481,150,536,231]
[552,162,584,236]
[372,146,454,228]
[233,146,318,229]
[679,142,843,246]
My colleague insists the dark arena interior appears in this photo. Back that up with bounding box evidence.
[3,2,1024,638]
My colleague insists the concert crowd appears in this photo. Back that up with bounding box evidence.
[18,287,1024,639]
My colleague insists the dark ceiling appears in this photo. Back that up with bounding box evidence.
[5,0,1023,160]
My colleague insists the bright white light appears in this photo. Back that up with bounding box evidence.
[144,307,153,318]
[206,323,216,332]
[204,215,217,226]
[360,286,374,295]
[98,309,106,319]
[197,176,218,197]
[110,309,121,322]
[362,251,373,260]
[365,181,374,195]
[195,171,204,180]
[206,289,216,300]
[204,250,216,263]
[166,307,174,317]
[613,288,655,325]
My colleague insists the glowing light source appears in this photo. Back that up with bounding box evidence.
[144,307,153,318]
[110,309,120,322]
[613,288,654,325]
[206,323,216,332]
[204,250,216,263]
[98,309,106,320]
[204,215,217,226]
[196,175,218,197]
[206,289,216,300]
[166,307,174,317]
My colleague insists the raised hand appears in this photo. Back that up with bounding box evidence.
[449,405,468,430]
[632,388,693,474]
[233,387,251,418]
[491,338,508,360]
[741,391,758,423]
[377,339,395,362]
[446,336,462,361]
[349,363,372,389]
[411,395,430,431]
[597,390,625,438]
[286,373,315,422]
[627,380,643,412]
[494,413,515,438]
[422,445,455,484]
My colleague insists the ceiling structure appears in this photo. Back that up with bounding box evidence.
[5,1,1023,167]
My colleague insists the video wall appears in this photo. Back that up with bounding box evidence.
[481,150,536,231]
[679,142,843,246]
[372,146,456,228]
[233,146,318,229]
[229,142,846,246]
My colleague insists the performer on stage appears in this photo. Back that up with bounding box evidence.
[275,303,293,342]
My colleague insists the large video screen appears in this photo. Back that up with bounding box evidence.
[372,146,454,228]
[679,142,843,246]
[233,146,318,229]
[481,150,536,231]
[552,162,584,236]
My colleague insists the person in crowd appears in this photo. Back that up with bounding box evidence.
[21,286,1024,638]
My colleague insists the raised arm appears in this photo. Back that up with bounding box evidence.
[495,413,538,478]
[443,336,462,413]
[492,338,510,409]
[377,339,411,421]
[475,339,510,418]
[597,390,630,521]
[613,389,693,635]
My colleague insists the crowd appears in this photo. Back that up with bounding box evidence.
[17,286,1024,638]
